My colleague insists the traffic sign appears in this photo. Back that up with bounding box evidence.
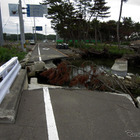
[9,4,19,17]
[27,4,47,17]
[36,26,43,31]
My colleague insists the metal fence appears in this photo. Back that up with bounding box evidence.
[0,57,21,104]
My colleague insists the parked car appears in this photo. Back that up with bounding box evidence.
[30,40,35,45]
[56,43,68,49]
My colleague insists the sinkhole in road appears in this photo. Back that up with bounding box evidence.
[52,59,62,65]
[33,58,110,87]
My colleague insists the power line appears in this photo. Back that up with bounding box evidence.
[3,17,10,29]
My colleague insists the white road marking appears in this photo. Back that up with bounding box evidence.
[43,48,50,51]
[38,44,42,61]
[43,87,59,140]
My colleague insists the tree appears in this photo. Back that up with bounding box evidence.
[43,0,110,44]
[74,0,94,40]
[117,0,128,48]
[121,17,134,40]
[100,20,117,42]
[90,0,110,45]
[74,0,93,20]
[45,0,76,40]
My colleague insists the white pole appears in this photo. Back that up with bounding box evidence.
[18,0,25,51]
[0,3,4,46]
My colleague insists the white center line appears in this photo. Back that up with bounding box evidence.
[38,44,42,61]
[43,87,59,140]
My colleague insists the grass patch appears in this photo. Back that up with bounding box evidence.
[74,42,134,56]
[107,45,134,56]
[0,45,26,63]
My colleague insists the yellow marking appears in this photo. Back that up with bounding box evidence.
[52,47,68,57]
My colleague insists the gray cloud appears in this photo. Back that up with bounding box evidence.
[128,0,140,6]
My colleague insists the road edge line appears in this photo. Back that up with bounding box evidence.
[38,44,42,61]
[43,87,59,140]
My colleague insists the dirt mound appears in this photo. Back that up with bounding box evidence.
[131,40,140,45]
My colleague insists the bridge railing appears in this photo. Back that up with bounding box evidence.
[0,57,21,104]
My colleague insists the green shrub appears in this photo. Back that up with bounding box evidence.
[121,41,130,46]
[85,43,134,55]
[56,40,63,43]
[108,45,134,55]
[70,41,134,56]
[0,46,26,63]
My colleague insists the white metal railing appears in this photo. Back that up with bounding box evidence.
[0,57,21,104]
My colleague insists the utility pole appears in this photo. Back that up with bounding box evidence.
[33,17,37,41]
[18,0,25,51]
[0,3,4,46]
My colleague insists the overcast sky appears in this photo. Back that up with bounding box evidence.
[1,0,53,35]
[106,0,140,22]
[0,0,140,35]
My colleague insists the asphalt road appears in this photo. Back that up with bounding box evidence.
[0,89,48,140]
[29,43,68,62]
[0,88,140,140]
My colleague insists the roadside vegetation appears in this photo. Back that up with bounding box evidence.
[3,33,56,42]
[87,44,134,55]
[107,45,134,56]
[0,45,26,64]
[69,41,134,57]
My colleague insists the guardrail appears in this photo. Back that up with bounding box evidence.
[0,57,21,104]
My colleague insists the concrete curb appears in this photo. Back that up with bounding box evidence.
[0,69,27,123]
[20,44,38,67]
[137,96,140,108]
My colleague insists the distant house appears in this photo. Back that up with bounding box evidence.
[129,32,140,40]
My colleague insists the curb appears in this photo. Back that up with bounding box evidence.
[137,97,140,108]
[0,69,27,123]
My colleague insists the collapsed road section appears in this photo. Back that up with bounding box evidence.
[20,42,140,108]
